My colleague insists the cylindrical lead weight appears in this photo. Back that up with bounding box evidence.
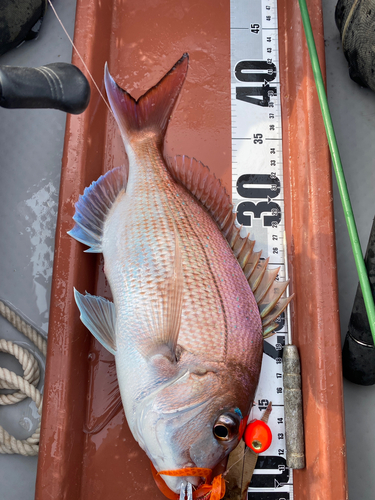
[283,344,305,469]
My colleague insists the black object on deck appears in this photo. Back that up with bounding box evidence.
[0,0,47,57]
[342,218,375,385]
[0,63,90,114]
[336,0,375,93]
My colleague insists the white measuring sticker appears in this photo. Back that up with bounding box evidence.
[230,0,294,498]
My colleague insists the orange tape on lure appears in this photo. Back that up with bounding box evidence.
[151,462,225,500]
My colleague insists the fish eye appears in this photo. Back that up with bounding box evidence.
[213,412,240,442]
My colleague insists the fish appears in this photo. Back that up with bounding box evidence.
[68,53,291,496]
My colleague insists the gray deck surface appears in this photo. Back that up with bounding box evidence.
[0,0,374,498]
[323,1,375,498]
[0,1,76,499]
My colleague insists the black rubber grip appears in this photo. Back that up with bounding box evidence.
[342,217,375,385]
[0,62,90,114]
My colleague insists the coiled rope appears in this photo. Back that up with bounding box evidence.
[0,300,47,456]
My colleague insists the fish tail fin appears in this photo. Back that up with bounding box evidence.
[104,54,189,146]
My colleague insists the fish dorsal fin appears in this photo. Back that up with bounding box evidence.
[171,155,293,338]
[172,155,233,230]
[68,166,128,252]
[74,289,117,355]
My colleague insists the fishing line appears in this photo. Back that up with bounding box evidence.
[222,447,248,477]
[47,0,113,116]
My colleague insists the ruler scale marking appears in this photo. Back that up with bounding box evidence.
[230,0,293,497]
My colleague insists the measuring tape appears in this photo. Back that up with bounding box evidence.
[230,0,293,498]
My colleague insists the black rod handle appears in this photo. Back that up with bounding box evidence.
[343,217,375,385]
[0,63,90,114]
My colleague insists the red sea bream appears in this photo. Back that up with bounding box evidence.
[68,54,291,496]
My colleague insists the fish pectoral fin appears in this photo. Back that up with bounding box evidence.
[68,165,128,253]
[143,227,183,362]
[74,289,117,354]
[153,369,219,414]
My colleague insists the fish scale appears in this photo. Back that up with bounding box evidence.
[106,139,260,363]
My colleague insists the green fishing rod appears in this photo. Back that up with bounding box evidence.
[298,0,375,345]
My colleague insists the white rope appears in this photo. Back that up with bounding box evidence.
[0,300,46,455]
[0,301,47,357]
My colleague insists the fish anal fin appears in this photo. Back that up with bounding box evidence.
[68,166,128,252]
[74,289,117,355]
[104,54,189,147]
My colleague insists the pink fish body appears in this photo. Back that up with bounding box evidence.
[69,54,290,495]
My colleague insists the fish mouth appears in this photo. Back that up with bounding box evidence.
[159,473,200,496]
[178,481,194,500]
